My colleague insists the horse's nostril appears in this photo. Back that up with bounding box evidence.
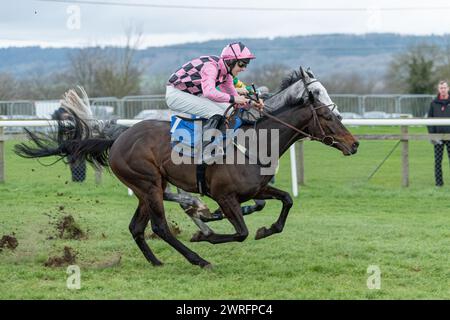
[352,141,359,149]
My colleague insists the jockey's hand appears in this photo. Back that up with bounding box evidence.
[236,87,249,95]
[252,98,265,111]
[234,95,249,105]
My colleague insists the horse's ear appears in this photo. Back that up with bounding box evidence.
[299,66,311,82]
[308,90,315,103]
[306,67,315,78]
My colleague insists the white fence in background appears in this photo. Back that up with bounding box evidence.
[2,118,450,192]
[0,94,438,120]
[3,118,450,128]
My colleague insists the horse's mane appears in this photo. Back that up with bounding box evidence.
[279,70,303,91]
[264,67,314,111]
[279,68,315,92]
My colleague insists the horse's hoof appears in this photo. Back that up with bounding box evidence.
[255,227,269,240]
[197,207,213,220]
[152,261,164,267]
[190,231,205,242]
[199,210,224,222]
[201,263,213,270]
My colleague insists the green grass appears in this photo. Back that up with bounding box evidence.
[0,126,449,299]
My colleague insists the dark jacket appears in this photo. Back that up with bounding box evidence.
[427,95,450,134]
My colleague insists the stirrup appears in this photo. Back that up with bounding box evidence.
[201,114,223,150]
[202,146,224,163]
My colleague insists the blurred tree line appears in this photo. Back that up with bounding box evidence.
[242,64,385,95]
[386,43,450,94]
[0,27,146,101]
[1,41,449,101]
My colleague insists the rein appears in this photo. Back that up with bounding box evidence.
[256,105,334,145]
[222,81,336,146]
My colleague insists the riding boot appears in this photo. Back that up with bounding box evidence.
[202,114,223,149]
[203,114,223,131]
[202,114,224,162]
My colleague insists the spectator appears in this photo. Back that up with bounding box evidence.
[427,80,450,186]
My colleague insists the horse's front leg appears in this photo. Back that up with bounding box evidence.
[190,194,248,244]
[253,186,293,240]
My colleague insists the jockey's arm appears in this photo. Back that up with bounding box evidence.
[200,63,237,103]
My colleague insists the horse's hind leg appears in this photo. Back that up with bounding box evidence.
[146,187,212,268]
[190,194,249,244]
[162,187,214,236]
[129,205,162,266]
[176,188,213,220]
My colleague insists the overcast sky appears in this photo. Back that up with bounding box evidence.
[1,0,450,48]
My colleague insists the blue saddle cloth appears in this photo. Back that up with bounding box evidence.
[170,115,243,158]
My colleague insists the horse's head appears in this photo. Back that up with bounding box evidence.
[301,91,359,155]
[265,67,358,155]
[286,67,357,155]
[297,66,342,118]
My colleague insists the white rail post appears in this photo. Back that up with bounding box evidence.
[401,121,409,187]
[289,144,298,197]
[0,126,4,183]
[296,140,305,186]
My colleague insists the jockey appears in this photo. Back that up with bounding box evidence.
[165,42,264,134]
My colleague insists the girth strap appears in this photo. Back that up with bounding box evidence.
[196,163,209,196]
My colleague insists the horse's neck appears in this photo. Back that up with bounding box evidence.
[265,81,304,111]
[253,108,306,158]
[255,82,307,156]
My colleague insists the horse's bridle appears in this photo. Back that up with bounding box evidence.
[254,104,335,146]
[298,78,337,145]
[301,79,339,113]
[223,79,338,146]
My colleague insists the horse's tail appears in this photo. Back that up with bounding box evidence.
[60,86,93,120]
[14,109,116,168]
[71,138,115,167]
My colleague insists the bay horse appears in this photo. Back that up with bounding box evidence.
[15,67,359,268]
[53,87,266,225]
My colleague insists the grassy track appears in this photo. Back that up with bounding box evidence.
[0,126,449,299]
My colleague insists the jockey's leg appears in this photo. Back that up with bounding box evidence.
[165,85,229,118]
[166,86,231,162]
[202,114,223,150]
